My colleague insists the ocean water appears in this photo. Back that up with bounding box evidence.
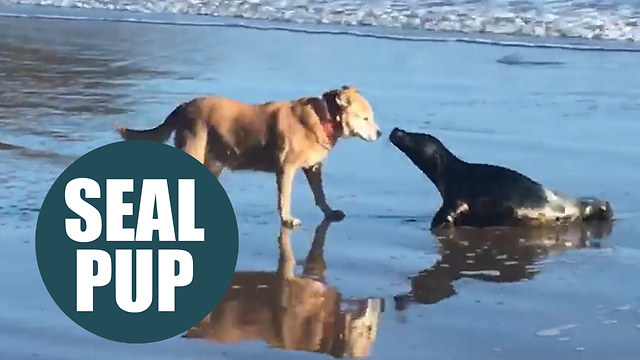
[1,1,640,360]
[2,0,640,46]
[6,0,640,41]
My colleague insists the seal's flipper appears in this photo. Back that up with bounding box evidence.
[431,203,452,230]
[430,201,464,229]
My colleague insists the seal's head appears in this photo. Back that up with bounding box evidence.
[389,127,457,187]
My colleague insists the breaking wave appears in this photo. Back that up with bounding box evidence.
[1,0,640,43]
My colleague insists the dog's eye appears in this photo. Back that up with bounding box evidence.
[363,117,369,121]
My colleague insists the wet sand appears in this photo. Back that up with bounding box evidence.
[1,6,640,360]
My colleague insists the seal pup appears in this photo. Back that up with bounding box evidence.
[388,127,614,230]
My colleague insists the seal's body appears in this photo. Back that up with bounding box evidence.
[389,127,614,229]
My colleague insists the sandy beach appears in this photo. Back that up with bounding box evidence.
[1,4,640,360]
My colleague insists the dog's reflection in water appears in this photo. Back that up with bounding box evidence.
[394,221,614,309]
[185,218,384,358]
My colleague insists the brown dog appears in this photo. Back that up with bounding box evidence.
[116,85,381,227]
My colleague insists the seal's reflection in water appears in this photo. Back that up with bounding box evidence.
[394,221,614,309]
[186,218,384,358]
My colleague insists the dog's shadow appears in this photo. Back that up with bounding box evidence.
[394,221,614,310]
[185,218,384,359]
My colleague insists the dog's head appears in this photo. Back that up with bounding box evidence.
[389,127,452,183]
[322,85,381,142]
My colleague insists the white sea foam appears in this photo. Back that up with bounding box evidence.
[535,323,578,336]
[1,0,640,43]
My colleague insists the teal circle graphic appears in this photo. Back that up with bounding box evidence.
[35,140,239,344]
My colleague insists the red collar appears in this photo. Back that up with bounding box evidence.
[319,92,342,144]
[321,119,339,143]
[308,95,341,145]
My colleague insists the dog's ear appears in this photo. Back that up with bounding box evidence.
[321,88,351,136]
[336,94,349,108]
[321,89,348,108]
[337,85,358,107]
[321,89,340,107]
[340,85,358,92]
[335,88,353,108]
[323,86,357,108]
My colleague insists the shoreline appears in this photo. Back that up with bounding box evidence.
[1,3,640,53]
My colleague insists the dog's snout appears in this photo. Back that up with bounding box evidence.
[376,129,382,138]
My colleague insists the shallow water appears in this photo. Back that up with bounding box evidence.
[1,5,640,360]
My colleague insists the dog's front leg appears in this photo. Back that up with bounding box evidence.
[277,165,301,228]
[303,163,345,221]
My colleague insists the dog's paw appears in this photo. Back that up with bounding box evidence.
[325,210,345,222]
[282,217,302,228]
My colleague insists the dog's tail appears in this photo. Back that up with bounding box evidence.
[116,104,184,143]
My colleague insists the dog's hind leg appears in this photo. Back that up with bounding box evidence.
[203,155,235,217]
[204,155,225,179]
[174,119,208,165]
